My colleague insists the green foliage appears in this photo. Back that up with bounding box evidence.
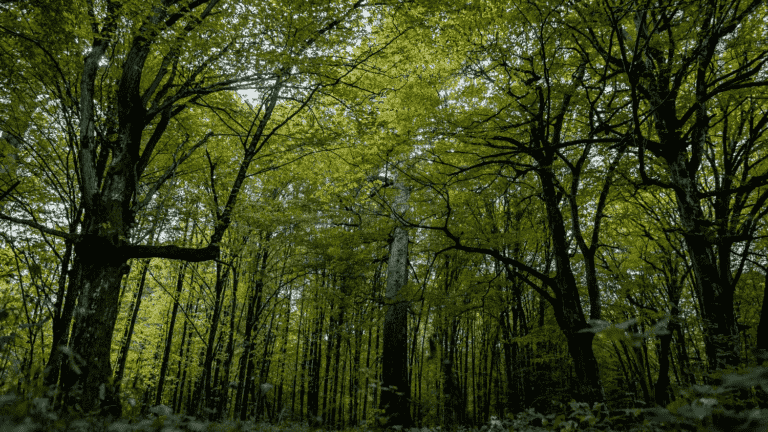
[1,0,768,428]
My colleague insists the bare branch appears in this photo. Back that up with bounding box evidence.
[0,213,75,240]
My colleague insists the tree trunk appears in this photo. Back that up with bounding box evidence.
[60,243,130,417]
[654,315,674,406]
[362,322,374,422]
[350,326,361,426]
[438,333,458,426]
[499,309,519,414]
[43,236,76,403]
[562,330,604,404]
[380,178,412,427]
[298,315,309,419]
[755,271,768,362]
[155,262,188,406]
[541,170,606,404]
[217,267,239,420]
[307,303,324,425]
[291,294,307,417]
[171,298,191,413]
[113,259,151,391]
[193,262,229,418]
[667,154,741,372]
[255,323,276,422]
[275,286,290,421]
[235,248,268,419]
[322,302,336,421]
[330,305,345,426]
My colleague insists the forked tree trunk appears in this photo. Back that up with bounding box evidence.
[666,155,741,372]
[541,171,606,404]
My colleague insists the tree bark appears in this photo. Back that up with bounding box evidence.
[379,178,412,427]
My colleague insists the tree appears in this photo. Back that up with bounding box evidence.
[387,0,634,403]
[0,0,387,416]
[569,0,768,375]
[374,171,413,427]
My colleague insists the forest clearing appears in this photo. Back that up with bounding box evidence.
[1,0,768,431]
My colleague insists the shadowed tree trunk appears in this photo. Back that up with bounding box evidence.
[236,248,269,420]
[171,297,193,413]
[756,271,768,362]
[113,259,150,392]
[192,262,229,418]
[307,284,325,425]
[155,262,188,406]
[379,175,412,428]
[217,267,239,419]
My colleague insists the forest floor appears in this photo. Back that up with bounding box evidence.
[2,391,768,432]
[2,401,768,432]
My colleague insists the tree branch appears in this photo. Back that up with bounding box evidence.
[0,213,75,240]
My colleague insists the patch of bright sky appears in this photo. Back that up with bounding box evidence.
[237,8,373,106]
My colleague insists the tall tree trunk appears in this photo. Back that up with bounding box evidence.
[217,267,239,420]
[499,309,518,414]
[43,235,76,403]
[667,154,741,372]
[235,246,268,418]
[433,321,463,427]
[322,302,336,421]
[373,326,381,418]
[155,262,188,406]
[379,178,412,427]
[330,305,345,426]
[350,326,361,426]
[275,285,290,421]
[171,298,192,413]
[307,302,325,425]
[193,262,229,418]
[292,293,307,417]
[255,324,276,422]
[178,298,200,415]
[362,322,374,422]
[298,316,309,420]
[755,271,768,361]
[60,245,131,417]
[541,172,605,404]
[113,259,151,391]
[654,315,674,406]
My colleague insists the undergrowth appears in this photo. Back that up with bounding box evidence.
[2,366,768,432]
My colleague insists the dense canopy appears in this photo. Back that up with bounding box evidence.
[1,0,768,430]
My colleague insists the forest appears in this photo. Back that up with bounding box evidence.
[1,0,768,431]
